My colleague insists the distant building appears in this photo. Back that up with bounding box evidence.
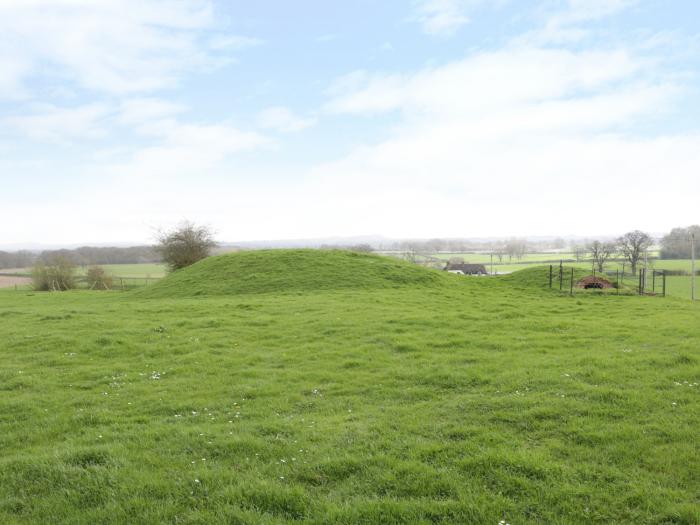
[444,263,488,275]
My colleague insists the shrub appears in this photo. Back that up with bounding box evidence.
[31,257,76,291]
[86,266,114,290]
[156,221,217,271]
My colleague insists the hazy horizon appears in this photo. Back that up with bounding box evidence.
[2,1,699,245]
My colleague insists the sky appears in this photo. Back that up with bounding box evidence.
[1,0,700,246]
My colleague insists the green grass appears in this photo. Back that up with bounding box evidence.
[92,263,166,278]
[136,250,450,298]
[1,251,698,524]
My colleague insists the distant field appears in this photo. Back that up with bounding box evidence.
[88,263,166,278]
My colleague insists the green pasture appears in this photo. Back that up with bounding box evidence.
[0,251,698,524]
[90,263,166,279]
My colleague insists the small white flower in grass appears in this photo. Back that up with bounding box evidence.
[194,479,200,483]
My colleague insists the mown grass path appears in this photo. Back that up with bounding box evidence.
[0,260,698,524]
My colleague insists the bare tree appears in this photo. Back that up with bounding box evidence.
[587,240,615,272]
[156,221,217,271]
[495,245,506,263]
[572,244,587,262]
[505,238,528,261]
[618,230,653,276]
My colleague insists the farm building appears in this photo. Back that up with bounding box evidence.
[444,263,488,275]
[576,275,614,289]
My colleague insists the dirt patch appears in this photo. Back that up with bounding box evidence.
[0,275,32,288]
[576,275,614,289]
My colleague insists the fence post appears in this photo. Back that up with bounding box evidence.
[652,270,656,293]
[549,265,553,289]
[559,263,563,291]
[616,269,620,295]
[570,268,574,296]
[638,270,641,295]
[663,271,666,297]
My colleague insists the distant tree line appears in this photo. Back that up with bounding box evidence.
[0,245,161,270]
[39,246,160,266]
[0,250,34,269]
[660,225,699,259]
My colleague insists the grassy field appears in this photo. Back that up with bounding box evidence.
[1,251,698,524]
[91,263,166,278]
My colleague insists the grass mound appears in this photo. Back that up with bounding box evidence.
[136,249,450,298]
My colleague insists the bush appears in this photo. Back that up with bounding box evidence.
[31,257,76,291]
[86,266,114,290]
[156,221,217,271]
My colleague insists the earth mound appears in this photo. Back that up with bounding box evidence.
[135,249,450,298]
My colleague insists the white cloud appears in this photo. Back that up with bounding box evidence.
[124,122,268,176]
[525,0,639,44]
[1,103,113,143]
[208,35,264,51]
[326,48,642,117]
[315,39,698,237]
[0,0,220,95]
[413,0,477,37]
[117,98,188,128]
[257,107,316,133]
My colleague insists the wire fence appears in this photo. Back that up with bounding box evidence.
[545,261,698,300]
[1,274,161,292]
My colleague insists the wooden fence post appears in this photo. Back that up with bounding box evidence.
[549,265,553,289]
[559,262,563,291]
[570,268,574,296]
[663,271,666,297]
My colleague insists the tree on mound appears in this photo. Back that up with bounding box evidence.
[156,221,217,271]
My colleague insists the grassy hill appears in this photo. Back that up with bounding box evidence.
[136,249,451,298]
[0,252,698,524]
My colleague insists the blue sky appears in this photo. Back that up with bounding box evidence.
[1,0,699,245]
